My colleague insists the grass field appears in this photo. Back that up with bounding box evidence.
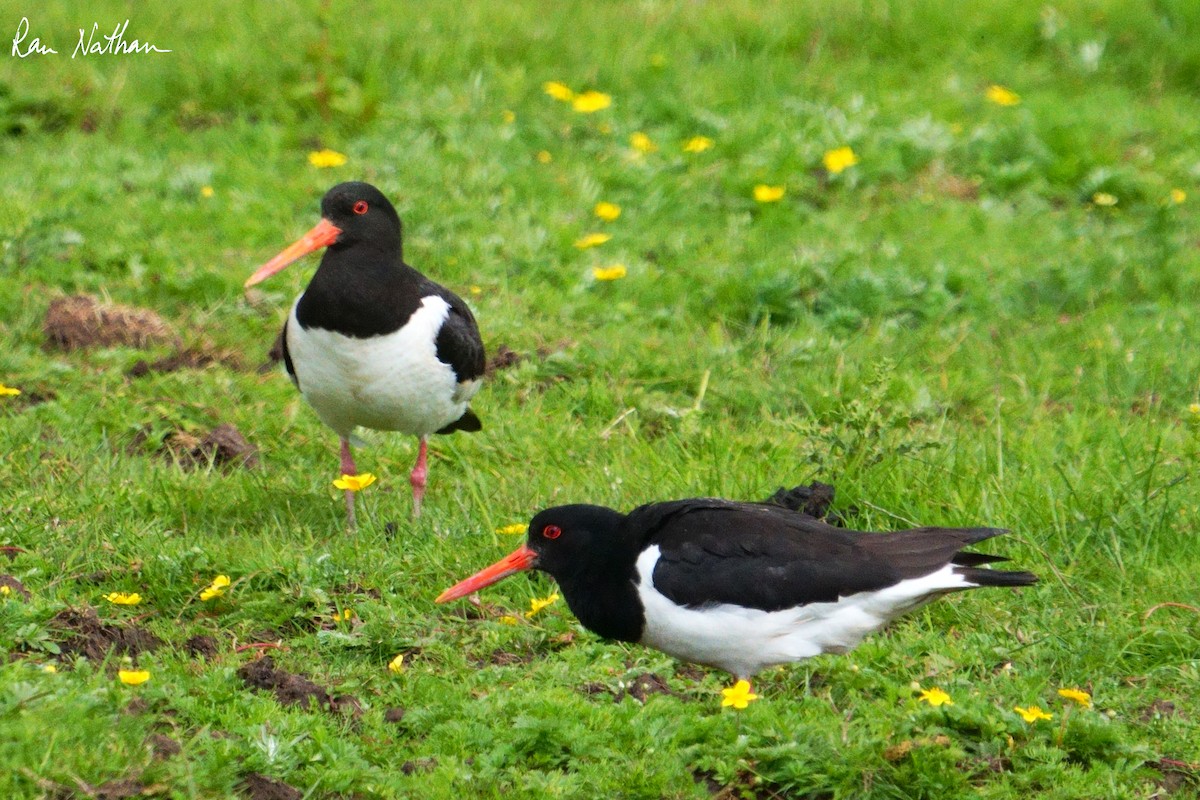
[2,1,1199,797]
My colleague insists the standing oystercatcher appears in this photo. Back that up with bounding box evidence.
[437,490,1037,686]
[245,182,485,526]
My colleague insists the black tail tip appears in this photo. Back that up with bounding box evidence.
[959,567,1039,588]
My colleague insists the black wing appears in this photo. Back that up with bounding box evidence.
[424,280,486,384]
[629,500,1012,612]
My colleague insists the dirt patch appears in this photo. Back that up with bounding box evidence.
[1141,699,1178,722]
[50,607,162,662]
[763,481,837,520]
[1149,758,1200,795]
[239,773,302,800]
[237,656,358,717]
[400,758,437,775]
[485,344,523,376]
[185,635,219,659]
[147,733,181,760]
[384,707,406,724]
[127,345,245,378]
[581,672,675,704]
[140,423,259,470]
[0,574,31,599]
[44,295,173,351]
[473,648,533,668]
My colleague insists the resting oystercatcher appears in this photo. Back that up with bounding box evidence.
[437,490,1037,684]
[245,182,485,525]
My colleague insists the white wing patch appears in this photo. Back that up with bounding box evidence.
[634,546,971,679]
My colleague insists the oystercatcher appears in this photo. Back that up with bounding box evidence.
[245,182,485,525]
[437,490,1037,685]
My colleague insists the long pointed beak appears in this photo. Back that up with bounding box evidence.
[244,218,342,288]
[436,545,538,603]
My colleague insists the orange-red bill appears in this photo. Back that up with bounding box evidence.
[435,544,538,603]
[244,217,342,288]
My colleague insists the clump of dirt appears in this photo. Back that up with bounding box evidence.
[237,656,358,718]
[163,423,260,469]
[763,481,837,520]
[44,295,173,351]
[400,758,437,775]
[185,635,219,659]
[147,733,182,760]
[0,574,31,599]
[239,773,302,800]
[384,707,406,724]
[472,648,533,668]
[50,607,162,661]
[581,672,676,704]
[127,345,245,377]
[1141,699,1178,722]
[484,344,523,376]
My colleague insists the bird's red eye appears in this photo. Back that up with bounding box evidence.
[542,525,562,540]
[353,200,369,215]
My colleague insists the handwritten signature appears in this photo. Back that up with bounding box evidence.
[11,16,171,58]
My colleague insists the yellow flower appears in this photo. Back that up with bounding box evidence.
[629,132,657,153]
[572,90,612,113]
[199,574,231,601]
[334,608,354,622]
[526,592,559,618]
[822,146,859,174]
[333,473,377,492]
[497,615,519,625]
[496,523,527,535]
[594,201,621,221]
[388,654,405,674]
[1057,688,1092,707]
[1014,705,1053,722]
[501,109,516,124]
[574,232,612,249]
[0,585,10,597]
[104,592,142,606]
[42,664,57,673]
[0,384,21,397]
[536,150,553,164]
[917,687,953,707]
[720,679,759,709]
[986,85,1021,106]
[592,264,627,282]
[1092,192,1118,207]
[307,149,348,168]
[1189,403,1200,415]
[753,184,785,203]
[543,81,575,102]
[1169,188,1186,205]
[118,669,151,686]
[200,185,215,199]
[683,136,714,153]
[469,285,482,296]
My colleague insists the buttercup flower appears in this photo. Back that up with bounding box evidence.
[496,523,526,535]
[308,149,348,168]
[543,81,575,102]
[42,664,57,673]
[1014,705,1053,722]
[200,186,215,198]
[721,680,759,709]
[0,585,11,597]
[629,132,657,153]
[1092,192,1118,207]
[683,136,714,153]
[1169,188,1186,204]
[986,85,1021,106]
[1189,403,1200,415]
[1057,688,1092,707]
[592,264,627,282]
[333,608,354,622]
[536,150,553,164]
[572,90,612,113]
[104,592,142,606]
[918,687,953,707]
[333,473,377,492]
[497,615,519,625]
[822,146,859,174]
[594,201,621,221]
[574,232,612,249]
[501,109,516,124]
[526,592,559,618]
[118,669,151,686]
[753,184,785,203]
[0,384,21,397]
[388,654,405,674]
[199,574,231,601]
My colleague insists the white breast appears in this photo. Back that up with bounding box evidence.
[285,295,479,438]
[634,546,971,678]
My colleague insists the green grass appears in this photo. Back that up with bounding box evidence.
[2,0,1199,797]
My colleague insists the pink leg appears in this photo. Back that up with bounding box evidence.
[410,436,428,518]
[340,437,357,530]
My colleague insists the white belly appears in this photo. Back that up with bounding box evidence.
[634,547,970,678]
[286,295,479,437]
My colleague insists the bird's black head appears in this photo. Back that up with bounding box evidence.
[319,182,402,254]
